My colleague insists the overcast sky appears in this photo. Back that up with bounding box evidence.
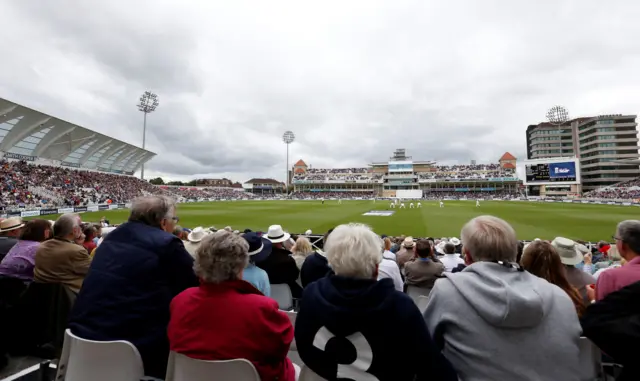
[1,0,639,182]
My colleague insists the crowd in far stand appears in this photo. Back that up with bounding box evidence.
[585,177,640,200]
[291,191,376,199]
[2,195,639,380]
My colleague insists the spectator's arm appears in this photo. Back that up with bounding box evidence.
[164,238,199,296]
[72,247,92,276]
[595,270,613,301]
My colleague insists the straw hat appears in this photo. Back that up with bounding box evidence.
[0,217,25,233]
[266,225,291,243]
[551,237,583,266]
[402,237,415,248]
[187,227,208,243]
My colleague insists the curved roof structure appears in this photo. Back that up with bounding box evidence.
[0,97,155,175]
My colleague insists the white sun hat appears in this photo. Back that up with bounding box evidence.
[266,224,291,243]
[305,229,312,235]
[450,237,461,246]
[551,237,583,266]
[187,227,208,243]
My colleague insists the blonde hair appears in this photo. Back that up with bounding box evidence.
[293,236,313,255]
[383,237,392,251]
[461,215,517,262]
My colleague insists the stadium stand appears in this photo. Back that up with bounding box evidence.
[585,177,640,200]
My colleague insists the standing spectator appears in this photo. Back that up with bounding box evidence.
[552,237,595,305]
[404,240,445,292]
[300,228,334,288]
[168,231,297,381]
[241,232,272,296]
[82,225,97,254]
[0,219,52,281]
[396,237,415,270]
[291,236,313,270]
[596,220,640,301]
[520,240,586,317]
[0,217,25,261]
[424,216,581,381]
[69,196,198,378]
[439,242,465,272]
[34,214,91,293]
[296,223,457,381]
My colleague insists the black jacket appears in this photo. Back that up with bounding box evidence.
[581,280,640,381]
[295,275,457,381]
[300,252,332,288]
[69,222,198,378]
[256,246,302,298]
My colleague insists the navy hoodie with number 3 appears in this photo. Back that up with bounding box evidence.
[295,275,457,381]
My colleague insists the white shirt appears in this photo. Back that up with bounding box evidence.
[378,257,403,291]
[439,254,465,272]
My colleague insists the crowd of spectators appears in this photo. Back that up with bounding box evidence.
[585,177,640,200]
[423,190,521,199]
[290,191,376,199]
[2,198,638,380]
[160,187,250,200]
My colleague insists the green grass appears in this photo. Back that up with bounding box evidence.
[34,200,638,241]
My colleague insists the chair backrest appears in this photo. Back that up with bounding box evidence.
[299,366,328,381]
[286,311,297,350]
[56,329,145,381]
[165,351,260,381]
[271,283,293,310]
[577,337,604,381]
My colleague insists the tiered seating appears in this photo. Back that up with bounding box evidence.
[293,168,371,181]
[290,191,375,199]
[419,164,516,180]
[585,177,640,199]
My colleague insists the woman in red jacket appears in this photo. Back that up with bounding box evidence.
[168,230,298,381]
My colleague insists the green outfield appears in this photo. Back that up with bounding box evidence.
[36,200,637,241]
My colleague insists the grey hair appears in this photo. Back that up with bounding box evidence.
[54,213,80,238]
[616,220,640,254]
[460,215,518,262]
[325,223,382,279]
[128,196,175,228]
[194,230,249,283]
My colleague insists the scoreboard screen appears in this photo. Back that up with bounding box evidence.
[525,161,578,183]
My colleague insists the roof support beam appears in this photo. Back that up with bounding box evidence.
[124,151,148,172]
[109,146,139,170]
[32,124,77,157]
[0,105,18,122]
[0,115,52,152]
[95,144,127,169]
[78,139,113,166]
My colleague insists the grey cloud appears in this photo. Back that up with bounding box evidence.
[1,0,640,183]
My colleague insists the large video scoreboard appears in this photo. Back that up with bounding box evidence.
[523,158,580,185]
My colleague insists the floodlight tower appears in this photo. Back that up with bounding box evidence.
[137,91,159,180]
[546,105,569,125]
[283,131,295,194]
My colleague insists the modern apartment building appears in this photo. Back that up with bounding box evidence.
[526,114,640,191]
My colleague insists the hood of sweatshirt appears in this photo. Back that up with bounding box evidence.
[446,261,554,328]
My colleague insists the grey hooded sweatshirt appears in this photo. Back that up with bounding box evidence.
[424,262,582,381]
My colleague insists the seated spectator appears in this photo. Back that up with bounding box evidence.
[92,224,102,246]
[184,227,208,257]
[377,241,403,292]
[168,230,297,381]
[258,225,302,298]
[69,196,198,378]
[0,219,52,281]
[405,240,444,292]
[581,280,640,381]
[596,220,640,301]
[439,242,465,272]
[82,225,97,254]
[552,237,595,305]
[520,240,586,317]
[396,237,415,270]
[296,223,457,381]
[241,232,272,296]
[0,217,25,261]
[424,216,581,381]
[100,216,109,227]
[291,236,313,270]
[300,228,334,288]
[593,245,623,280]
[382,237,396,261]
[34,214,91,293]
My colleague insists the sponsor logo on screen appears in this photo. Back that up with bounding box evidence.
[362,210,395,217]
[548,162,576,179]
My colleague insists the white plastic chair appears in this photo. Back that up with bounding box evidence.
[271,283,293,310]
[165,351,260,381]
[286,310,298,350]
[577,337,604,381]
[56,329,147,381]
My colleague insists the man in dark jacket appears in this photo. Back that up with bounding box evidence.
[295,223,457,381]
[69,196,198,378]
[300,228,333,288]
[258,225,303,298]
[581,280,640,381]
